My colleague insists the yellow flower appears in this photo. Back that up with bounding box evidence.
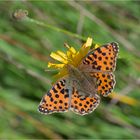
[47,37,99,79]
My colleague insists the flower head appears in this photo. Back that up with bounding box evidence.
[47,37,99,79]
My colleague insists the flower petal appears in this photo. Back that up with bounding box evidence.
[76,38,92,64]
[69,47,76,54]
[85,37,92,48]
[50,52,67,64]
[94,44,100,49]
[53,67,68,79]
[56,51,67,60]
[48,62,64,68]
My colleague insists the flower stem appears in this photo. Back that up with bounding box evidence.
[25,17,86,41]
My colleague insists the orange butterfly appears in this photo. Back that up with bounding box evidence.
[38,42,119,115]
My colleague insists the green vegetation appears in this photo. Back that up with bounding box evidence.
[0,1,140,139]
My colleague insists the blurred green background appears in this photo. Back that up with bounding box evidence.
[0,1,140,139]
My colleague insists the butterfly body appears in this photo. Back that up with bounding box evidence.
[38,42,119,115]
[66,64,97,97]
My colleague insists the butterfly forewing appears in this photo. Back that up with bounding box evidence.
[81,42,119,72]
[38,79,70,114]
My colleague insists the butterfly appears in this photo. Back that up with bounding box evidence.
[38,42,119,115]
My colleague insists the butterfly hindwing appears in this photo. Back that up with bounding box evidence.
[81,42,119,72]
[90,72,115,96]
[70,88,100,115]
[38,79,70,114]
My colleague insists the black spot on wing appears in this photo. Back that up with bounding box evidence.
[52,87,57,93]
